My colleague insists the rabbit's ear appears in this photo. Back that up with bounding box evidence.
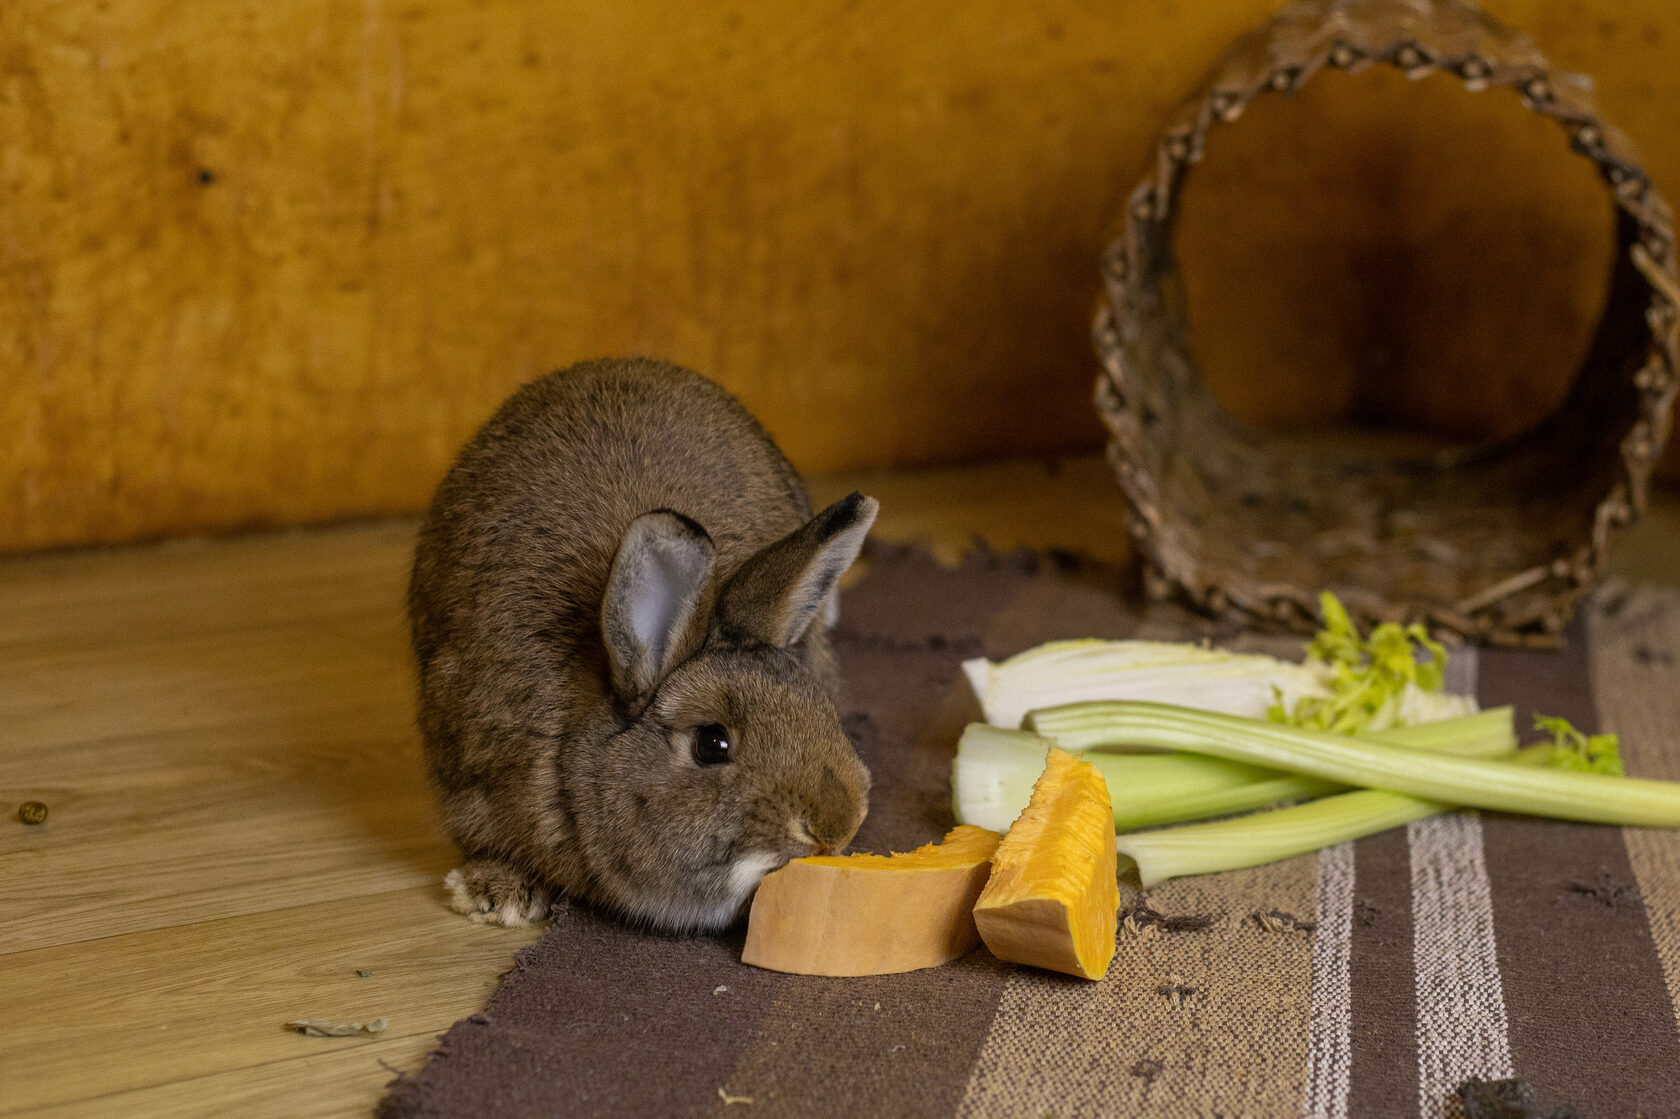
[715,492,878,649]
[603,511,716,706]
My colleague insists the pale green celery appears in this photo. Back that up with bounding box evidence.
[964,632,1477,735]
[1116,746,1557,886]
[1027,701,1680,827]
[952,724,1332,833]
[961,639,1333,730]
[1117,789,1438,887]
[953,709,1516,834]
[1364,706,1514,757]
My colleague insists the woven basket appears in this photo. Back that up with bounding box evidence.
[1094,0,1678,646]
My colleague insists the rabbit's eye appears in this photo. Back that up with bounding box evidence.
[692,722,732,765]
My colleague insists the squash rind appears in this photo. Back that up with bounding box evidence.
[741,825,1001,976]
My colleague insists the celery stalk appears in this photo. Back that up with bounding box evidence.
[1117,789,1439,887]
[1027,701,1680,828]
[1361,706,1514,757]
[953,709,1517,834]
[1115,745,1558,886]
[952,725,1333,833]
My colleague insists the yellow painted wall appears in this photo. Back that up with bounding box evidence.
[2,1,1677,551]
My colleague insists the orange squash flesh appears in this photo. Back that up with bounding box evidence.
[972,747,1120,980]
[741,825,1002,977]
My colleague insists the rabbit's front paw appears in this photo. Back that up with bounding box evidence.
[444,861,553,927]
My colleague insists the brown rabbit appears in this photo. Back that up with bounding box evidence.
[407,357,876,931]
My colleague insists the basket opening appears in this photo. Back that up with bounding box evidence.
[1173,66,1618,455]
[1096,0,1674,640]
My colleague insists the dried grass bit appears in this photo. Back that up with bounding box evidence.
[286,1017,389,1037]
[1561,871,1639,910]
[717,1087,753,1106]
[1123,900,1214,935]
[1253,909,1318,934]
[1130,1057,1165,1085]
[1457,1076,1583,1119]
[1157,974,1197,1010]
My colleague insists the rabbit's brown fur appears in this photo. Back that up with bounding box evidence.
[408,357,874,930]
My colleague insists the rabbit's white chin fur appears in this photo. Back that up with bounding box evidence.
[727,850,786,901]
[631,850,788,932]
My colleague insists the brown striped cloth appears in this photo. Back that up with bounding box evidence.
[379,546,1680,1119]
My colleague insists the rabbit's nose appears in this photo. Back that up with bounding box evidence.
[821,755,867,802]
[789,814,848,856]
[788,817,822,854]
[804,777,866,852]
[796,817,848,857]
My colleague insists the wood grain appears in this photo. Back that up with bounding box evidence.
[4,1,1678,551]
[0,886,540,1113]
[0,513,516,1117]
[24,1036,444,1119]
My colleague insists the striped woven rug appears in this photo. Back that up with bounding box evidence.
[380,545,1680,1118]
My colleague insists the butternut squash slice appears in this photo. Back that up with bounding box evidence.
[741,825,1002,976]
[973,747,1120,980]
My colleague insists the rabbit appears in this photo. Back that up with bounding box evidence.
[407,356,877,932]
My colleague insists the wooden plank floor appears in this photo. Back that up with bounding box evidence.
[3,454,1677,1117]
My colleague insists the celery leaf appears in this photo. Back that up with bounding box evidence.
[1533,714,1623,776]
[1271,592,1454,735]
